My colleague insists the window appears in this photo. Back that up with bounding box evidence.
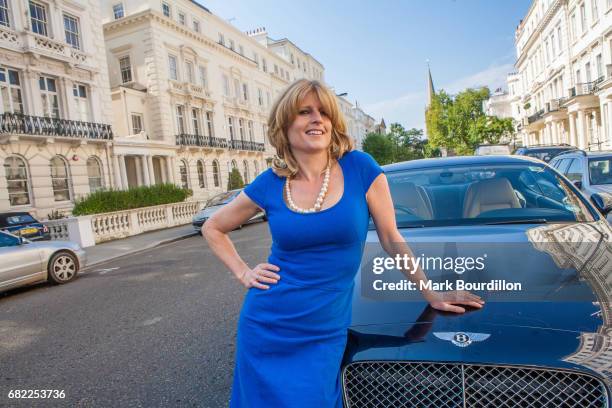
[4,156,31,206]
[119,56,132,83]
[239,45,244,55]
[72,83,90,121]
[205,111,214,137]
[576,69,582,84]
[0,0,10,27]
[248,120,254,142]
[168,55,178,80]
[162,2,171,18]
[29,1,48,36]
[218,33,224,45]
[257,88,263,106]
[179,160,189,189]
[591,0,598,20]
[596,54,603,80]
[39,76,60,119]
[222,74,230,96]
[557,25,562,52]
[253,53,259,67]
[197,160,206,188]
[192,108,201,135]
[290,53,295,64]
[274,64,278,74]
[50,156,71,202]
[0,67,24,114]
[112,3,124,19]
[243,160,249,183]
[565,159,583,182]
[233,78,240,98]
[580,4,586,33]
[570,13,576,40]
[178,11,185,25]
[131,113,143,134]
[585,62,592,82]
[254,160,259,177]
[228,39,234,50]
[550,33,556,56]
[242,83,248,101]
[193,19,200,32]
[262,58,267,73]
[198,66,207,88]
[228,116,234,139]
[212,160,220,187]
[239,118,245,140]
[87,156,103,193]
[176,105,185,133]
[185,61,194,83]
[63,14,80,50]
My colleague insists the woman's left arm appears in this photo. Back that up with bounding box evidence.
[366,174,484,313]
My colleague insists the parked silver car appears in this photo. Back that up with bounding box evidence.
[0,231,87,293]
[192,189,266,233]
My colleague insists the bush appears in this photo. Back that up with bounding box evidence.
[227,168,245,190]
[72,183,192,216]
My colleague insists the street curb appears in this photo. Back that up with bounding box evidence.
[83,232,199,270]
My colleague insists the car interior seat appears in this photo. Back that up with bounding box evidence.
[390,182,434,219]
[462,177,521,218]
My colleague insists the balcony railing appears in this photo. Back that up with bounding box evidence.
[229,139,265,152]
[546,97,567,112]
[0,112,113,140]
[527,109,545,124]
[175,133,228,148]
[569,78,604,97]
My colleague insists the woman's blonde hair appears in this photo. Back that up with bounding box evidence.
[268,79,354,177]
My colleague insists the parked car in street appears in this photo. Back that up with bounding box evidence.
[342,155,612,407]
[192,188,266,233]
[474,144,511,156]
[514,144,576,162]
[0,230,87,293]
[0,212,50,241]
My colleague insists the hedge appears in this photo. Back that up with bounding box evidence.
[72,184,193,216]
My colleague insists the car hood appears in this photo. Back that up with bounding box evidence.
[349,221,612,382]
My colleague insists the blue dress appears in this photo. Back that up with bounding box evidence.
[232,150,383,408]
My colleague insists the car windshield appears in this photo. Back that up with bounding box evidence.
[385,163,596,228]
[521,149,570,162]
[588,157,612,186]
[206,191,239,207]
[0,214,36,227]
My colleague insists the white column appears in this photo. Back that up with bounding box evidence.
[119,155,129,190]
[147,155,155,185]
[577,110,586,149]
[569,113,577,147]
[166,156,175,185]
[545,123,551,144]
[142,155,151,186]
[551,121,558,144]
[135,156,143,186]
[594,110,601,148]
[112,154,122,190]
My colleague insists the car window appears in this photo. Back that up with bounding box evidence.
[588,157,612,186]
[385,163,595,228]
[565,159,583,182]
[0,232,20,247]
[555,158,572,174]
[207,191,239,207]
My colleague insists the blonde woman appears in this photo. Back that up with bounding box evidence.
[203,79,484,407]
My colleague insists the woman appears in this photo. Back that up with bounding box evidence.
[203,79,484,407]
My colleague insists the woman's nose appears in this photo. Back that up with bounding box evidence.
[310,111,323,123]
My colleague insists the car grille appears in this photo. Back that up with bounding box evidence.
[343,362,608,408]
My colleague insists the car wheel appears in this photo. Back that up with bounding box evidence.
[47,251,79,284]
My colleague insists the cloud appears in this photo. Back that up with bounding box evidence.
[364,62,515,131]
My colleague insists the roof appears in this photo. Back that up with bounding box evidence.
[382,155,545,172]
[188,0,211,14]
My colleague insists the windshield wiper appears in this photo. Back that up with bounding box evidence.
[484,218,549,225]
[396,223,427,229]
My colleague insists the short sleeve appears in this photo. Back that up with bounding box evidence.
[243,169,271,210]
[350,150,383,193]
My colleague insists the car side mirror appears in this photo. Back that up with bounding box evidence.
[591,193,612,216]
[573,180,582,189]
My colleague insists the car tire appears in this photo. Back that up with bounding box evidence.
[47,251,79,285]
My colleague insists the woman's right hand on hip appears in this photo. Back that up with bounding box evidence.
[239,263,281,290]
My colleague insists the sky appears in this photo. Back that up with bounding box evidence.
[196,0,533,131]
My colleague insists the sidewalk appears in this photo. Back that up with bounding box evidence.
[83,224,199,268]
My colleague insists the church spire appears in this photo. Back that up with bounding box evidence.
[427,61,435,107]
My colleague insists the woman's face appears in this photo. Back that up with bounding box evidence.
[286,92,332,155]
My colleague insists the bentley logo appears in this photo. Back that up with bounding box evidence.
[433,332,491,347]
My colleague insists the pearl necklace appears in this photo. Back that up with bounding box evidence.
[285,165,331,213]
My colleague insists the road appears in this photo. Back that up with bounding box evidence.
[0,222,271,408]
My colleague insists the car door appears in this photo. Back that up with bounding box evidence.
[0,233,45,288]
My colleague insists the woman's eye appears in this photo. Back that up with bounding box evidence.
[299,110,309,115]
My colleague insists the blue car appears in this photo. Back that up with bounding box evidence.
[343,155,612,407]
[0,212,50,241]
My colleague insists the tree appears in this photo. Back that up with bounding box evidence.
[362,132,395,165]
[227,168,244,190]
[426,87,514,155]
[363,124,434,164]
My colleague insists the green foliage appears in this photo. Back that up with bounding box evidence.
[363,123,439,165]
[227,168,245,190]
[426,87,514,155]
[72,183,192,216]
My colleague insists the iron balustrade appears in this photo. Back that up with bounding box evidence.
[527,109,545,124]
[0,112,113,140]
[175,133,229,148]
[229,139,265,152]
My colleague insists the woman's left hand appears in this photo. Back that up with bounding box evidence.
[423,290,485,314]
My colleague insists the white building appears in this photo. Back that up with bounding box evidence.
[510,0,612,150]
[0,0,114,219]
[483,88,513,119]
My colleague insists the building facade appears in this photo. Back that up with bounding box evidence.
[510,0,612,150]
[0,0,114,219]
